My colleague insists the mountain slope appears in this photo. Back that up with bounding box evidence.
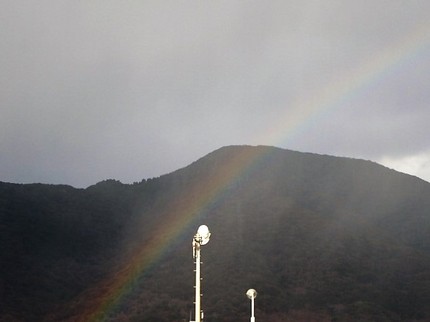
[1,145,430,321]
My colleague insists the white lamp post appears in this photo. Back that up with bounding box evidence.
[191,225,211,322]
[246,289,257,322]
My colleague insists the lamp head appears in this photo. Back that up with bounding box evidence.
[246,289,257,300]
[196,225,211,245]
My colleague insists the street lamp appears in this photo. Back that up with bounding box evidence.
[191,225,211,322]
[246,288,257,322]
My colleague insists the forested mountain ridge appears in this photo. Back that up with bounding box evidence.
[1,145,430,321]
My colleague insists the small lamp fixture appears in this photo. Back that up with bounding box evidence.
[246,288,257,322]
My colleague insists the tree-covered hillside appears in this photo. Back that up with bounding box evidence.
[1,146,430,321]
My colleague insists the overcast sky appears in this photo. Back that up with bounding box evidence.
[1,1,430,188]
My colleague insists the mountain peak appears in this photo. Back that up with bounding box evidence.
[1,146,430,321]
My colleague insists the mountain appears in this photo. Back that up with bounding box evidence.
[1,145,430,321]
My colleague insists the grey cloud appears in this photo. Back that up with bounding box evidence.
[1,1,430,186]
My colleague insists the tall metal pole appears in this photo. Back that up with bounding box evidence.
[191,225,210,322]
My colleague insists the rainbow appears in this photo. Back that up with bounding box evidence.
[70,21,430,321]
[67,147,264,321]
[260,21,430,148]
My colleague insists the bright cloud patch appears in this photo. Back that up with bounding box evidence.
[379,152,430,183]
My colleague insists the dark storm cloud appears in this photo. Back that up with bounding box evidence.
[1,1,430,187]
